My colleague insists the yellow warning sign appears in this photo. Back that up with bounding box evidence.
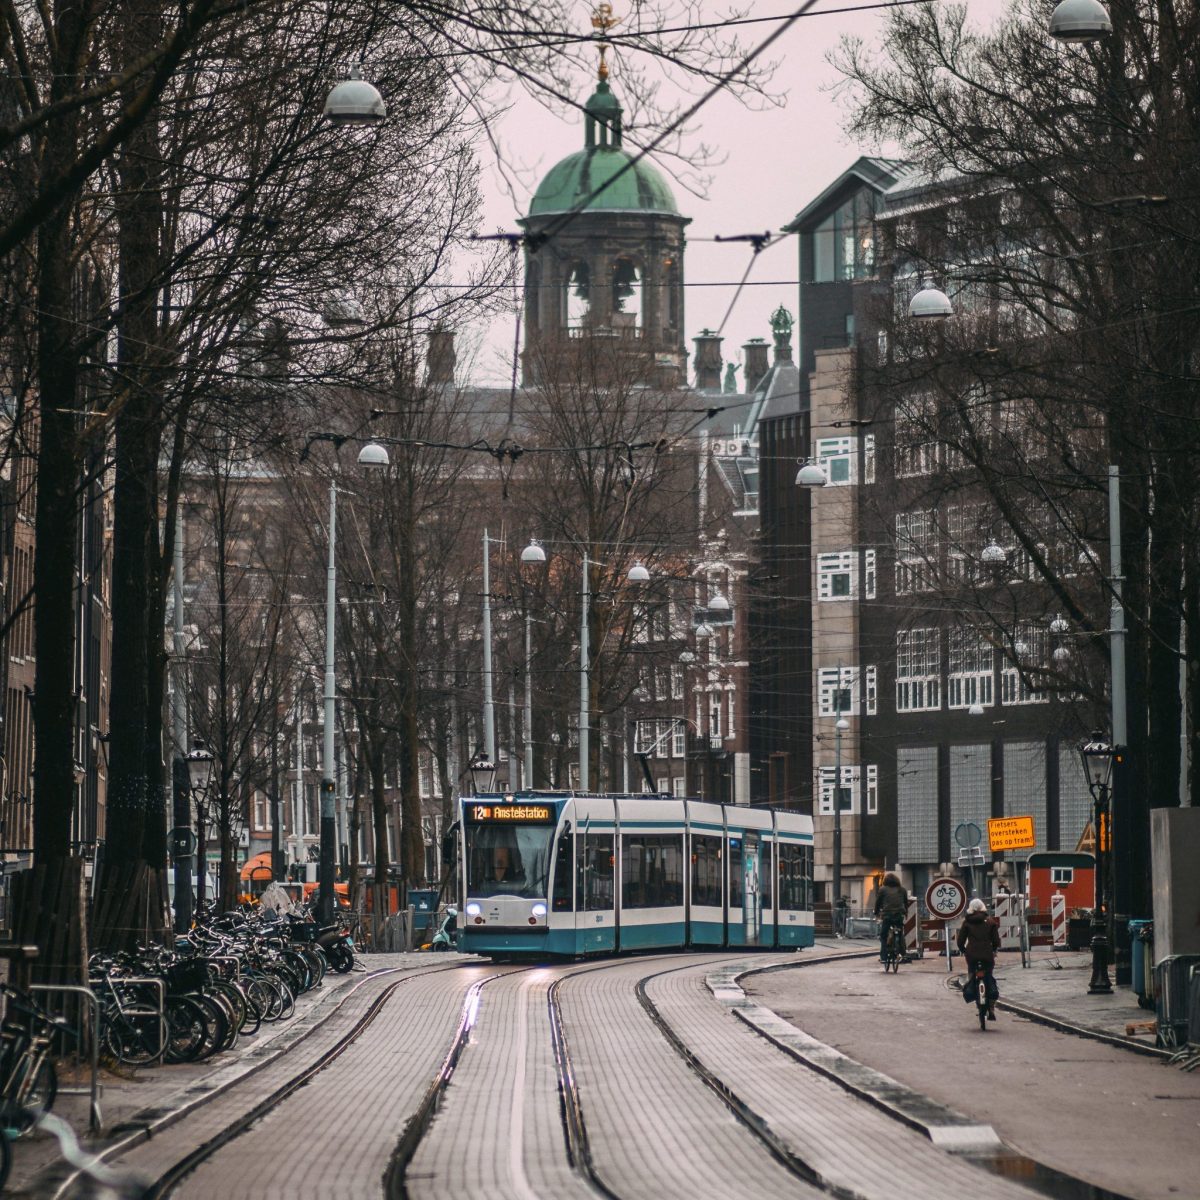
[987,815,1036,853]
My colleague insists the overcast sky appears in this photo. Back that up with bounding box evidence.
[460,1,1006,386]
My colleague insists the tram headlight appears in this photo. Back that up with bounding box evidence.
[465,902,482,917]
[531,903,547,918]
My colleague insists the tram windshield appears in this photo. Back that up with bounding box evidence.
[464,815,556,899]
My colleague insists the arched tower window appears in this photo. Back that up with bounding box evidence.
[565,261,591,328]
[525,261,541,331]
[611,256,643,334]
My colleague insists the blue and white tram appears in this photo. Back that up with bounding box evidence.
[456,792,814,959]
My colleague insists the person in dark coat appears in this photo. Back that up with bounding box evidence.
[873,871,909,963]
[957,898,1002,1018]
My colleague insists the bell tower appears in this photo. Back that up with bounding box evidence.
[518,9,689,387]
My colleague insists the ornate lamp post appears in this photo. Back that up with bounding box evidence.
[468,749,497,795]
[1080,733,1115,995]
[186,738,215,912]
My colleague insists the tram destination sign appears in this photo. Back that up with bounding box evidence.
[466,803,554,823]
[987,815,1036,853]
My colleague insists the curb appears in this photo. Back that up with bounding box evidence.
[989,993,1171,1060]
[708,960,1004,1153]
[20,961,419,1199]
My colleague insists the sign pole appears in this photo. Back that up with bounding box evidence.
[945,921,953,972]
[1019,858,1029,969]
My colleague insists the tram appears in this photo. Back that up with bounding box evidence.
[454,791,815,959]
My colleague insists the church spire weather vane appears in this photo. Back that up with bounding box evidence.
[591,3,620,80]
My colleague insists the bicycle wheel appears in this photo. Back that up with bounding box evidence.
[889,932,902,972]
[2,1055,56,1134]
[977,980,988,1031]
[164,998,209,1064]
[0,1127,10,1190]
[104,1014,164,1066]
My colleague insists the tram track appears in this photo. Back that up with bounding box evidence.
[632,951,871,1200]
[543,949,866,1200]
[135,961,479,1199]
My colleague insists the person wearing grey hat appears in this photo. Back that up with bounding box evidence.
[957,897,1002,1018]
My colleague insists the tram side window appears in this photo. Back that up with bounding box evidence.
[691,835,722,907]
[728,839,744,908]
[576,833,614,911]
[622,835,684,908]
[761,841,773,911]
[778,843,814,910]
[552,828,573,911]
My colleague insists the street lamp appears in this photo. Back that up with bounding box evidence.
[708,590,730,613]
[186,738,215,913]
[323,65,387,125]
[1079,733,1115,995]
[521,537,547,564]
[1049,0,1112,41]
[795,460,828,487]
[981,541,1007,566]
[833,716,850,937]
[357,442,390,469]
[468,749,497,794]
[908,280,954,320]
[627,561,651,584]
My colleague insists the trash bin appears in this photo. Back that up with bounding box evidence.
[1129,920,1155,1009]
[408,889,439,935]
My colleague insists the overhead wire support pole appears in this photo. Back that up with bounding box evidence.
[524,609,533,788]
[580,554,590,792]
[482,528,496,762]
[171,508,192,933]
[318,473,338,925]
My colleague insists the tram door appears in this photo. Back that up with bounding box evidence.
[576,828,616,954]
[743,832,761,946]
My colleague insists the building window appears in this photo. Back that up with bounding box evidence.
[1051,866,1074,886]
[810,189,877,283]
[895,393,938,477]
[865,665,878,715]
[818,551,856,601]
[896,627,941,712]
[673,776,686,798]
[634,721,654,755]
[895,509,938,594]
[816,437,855,485]
[947,625,995,709]
[670,665,683,700]
[657,719,675,756]
[672,722,686,758]
[818,765,869,814]
[863,549,876,599]
[1000,622,1049,705]
[708,697,722,742]
[863,434,876,484]
[818,665,858,716]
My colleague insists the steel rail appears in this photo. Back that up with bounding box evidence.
[143,962,472,1199]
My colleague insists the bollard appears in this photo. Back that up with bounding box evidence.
[1051,893,1067,948]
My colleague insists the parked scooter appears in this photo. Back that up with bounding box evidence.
[317,923,356,973]
[429,907,458,951]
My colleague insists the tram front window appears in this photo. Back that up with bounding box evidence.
[465,823,555,899]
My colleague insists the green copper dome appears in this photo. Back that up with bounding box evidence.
[527,79,679,218]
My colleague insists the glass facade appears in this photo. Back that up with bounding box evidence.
[810,189,877,282]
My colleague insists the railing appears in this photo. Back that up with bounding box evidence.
[30,983,102,1135]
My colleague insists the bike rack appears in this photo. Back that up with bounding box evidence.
[105,975,168,1068]
[208,954,241,980]
[29,984,102,1136]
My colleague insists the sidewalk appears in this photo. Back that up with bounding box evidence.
[979,944,1164,1055]
[7,953,448,1194]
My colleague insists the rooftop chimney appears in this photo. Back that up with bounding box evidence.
[427,328,456,385]
[743,338,770,392]
[693,329,723,391]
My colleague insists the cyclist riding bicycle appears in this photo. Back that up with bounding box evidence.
[956,898,1002,1019]
[873,871,908,964]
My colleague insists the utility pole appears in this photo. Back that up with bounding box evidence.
[318,476,337,924]
[171,509,193,932]
[524,610,534,788]
[482,528,496,761]
[579,554,590,791]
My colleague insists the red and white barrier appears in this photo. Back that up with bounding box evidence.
[904,897,920,953]
[1051,892,1067,947]
[993,894,1021,950]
